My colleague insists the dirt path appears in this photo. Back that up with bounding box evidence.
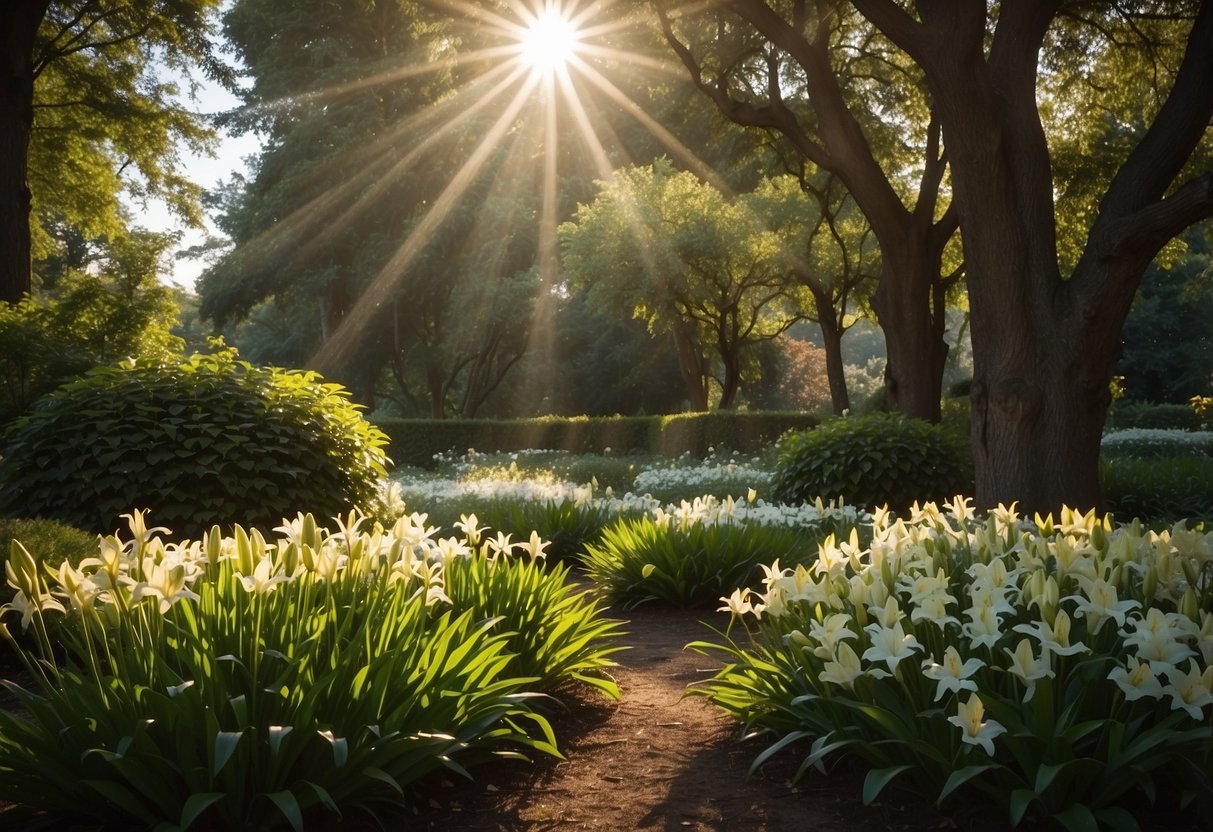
[411,606,1009,832]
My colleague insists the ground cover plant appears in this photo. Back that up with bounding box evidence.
[582,495,863,608]
[694,499,1213,830]
[0,510,621,830]
[0,348,390,537]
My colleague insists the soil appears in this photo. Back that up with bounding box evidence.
[403,606,1016,832]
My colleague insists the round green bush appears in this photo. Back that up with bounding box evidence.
[0,349,389,537]
[770,412,973,511]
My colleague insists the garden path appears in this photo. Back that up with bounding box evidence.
[411,606,1009,832]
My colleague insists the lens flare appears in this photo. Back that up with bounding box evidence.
[520,7,578,74]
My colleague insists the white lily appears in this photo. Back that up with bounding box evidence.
[1003,638,1055,702]
[1012,609,1088,656]
[1107,656,1164,702]
[862,621,923,673]
[1162,660,1213,720]
[948,695,1006,756]
[921,646,984,702]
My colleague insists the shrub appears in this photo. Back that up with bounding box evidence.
[694,501,1213,828]
[770,412,973,511]
[1106,401,1204,432]
[1100,428,1213,459]
[581,496,861,608]
[0,511,620,829]
[376,412,818,468]
[1102,455,1213,524]
[0,518,94,605]
[0,349,389,537]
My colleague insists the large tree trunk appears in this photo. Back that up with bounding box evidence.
[0,1,47,305]
[870,237,949,422]
[670,320,709,411]
[897,2,1213,513]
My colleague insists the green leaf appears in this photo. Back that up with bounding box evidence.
[1054,803,1100,832]
[1009,789,1039,827]
[938,764,998,803]
[862,766,912,805]
[179,792,225,831]
[212,731,243,777]
[265,790,304,832]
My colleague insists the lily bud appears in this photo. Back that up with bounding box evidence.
[1181,587,1200,622]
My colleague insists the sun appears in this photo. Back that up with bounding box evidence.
[519,6,580,74]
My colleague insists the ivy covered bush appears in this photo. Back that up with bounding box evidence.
[0,349,389,537]
[770,412,972,511]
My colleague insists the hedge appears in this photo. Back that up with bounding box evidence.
[1106,400,1203,431]
[376,412,820,468]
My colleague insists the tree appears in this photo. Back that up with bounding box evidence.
[560,160,801,410]
[1,0,225,304]
[0,227,183,423]
[662,2,1213,511]
[1117,227,1213,403]
[745,173,880,413]
[657,1,962,422]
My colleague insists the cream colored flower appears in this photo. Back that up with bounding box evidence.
[921,646,984,702]
[862,621,923,673]
[819,642,866,690]
[1161,660,1213,720]
[1003,638,1055,702]
[948,695,1005,756]
[1065,577,1139,634]
[1107,656,1164,702]
[238,557,291,595]
[808,613,858,660]
[1012,609,1087,656]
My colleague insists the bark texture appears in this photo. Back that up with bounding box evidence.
[0,1,48,305]
[858,0,1213,512]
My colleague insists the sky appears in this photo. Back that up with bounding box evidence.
[135,74,263,291]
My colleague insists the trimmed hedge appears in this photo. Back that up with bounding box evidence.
[377,412,819,468]
[1106,400,1203,431]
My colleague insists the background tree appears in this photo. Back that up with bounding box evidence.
[1117,226,1213,403]
[745,173,881,413]
[1,0,225,304]
[0,227,183,423]
[560,160,802,410]
[656,1,961,422]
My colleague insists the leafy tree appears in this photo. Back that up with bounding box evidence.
[745,174,881,413]
[660,2,1213,512]
[1,0,226,304]
[657,1,960,422]
[560,161,801,410]
[0,228,183,423]
[1117,227,1213,403]
[494,289,687,417]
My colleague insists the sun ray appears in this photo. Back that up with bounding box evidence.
[213,61,528,291]
[569,54,734,195]
[313,70,543,371]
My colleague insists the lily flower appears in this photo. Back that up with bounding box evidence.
[1065,577,1139,634]
[961,602,1006,649]
[1003,638,1055,702]
[1107,656,1164,702]
[948,695,1006,756]
[921,646,985,702]
[808,613,858,659]
[819,642,875,690]
[862,621,923,673]
[1161,660,1213,720]
[1012,609,1088,656]
[238,557,291,595]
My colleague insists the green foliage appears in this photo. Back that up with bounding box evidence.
[0,518,94,611]
[1107,401,1205,432]
[2,229,185,424]
[1102,456,1213,525]
[444,545,624,697]
[0,349,389,537]
[0,512,609,829]
[771,413,973,511]
[467,499,625,565]
[693,503,1213,828]
[559,160,802,409]
[376,412,818,468]
[581,500,856,608]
